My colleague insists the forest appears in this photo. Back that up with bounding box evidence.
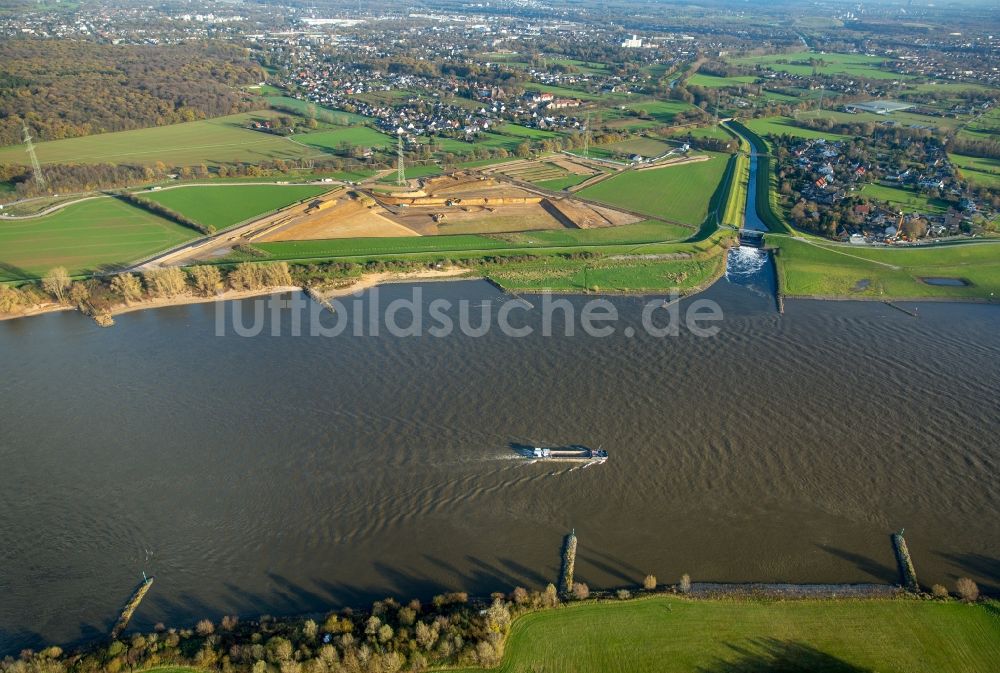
[0,39,265,146]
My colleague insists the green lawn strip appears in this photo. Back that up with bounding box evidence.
[143,184,331,230]
[768,235,1000,299]
[451,597,1000,673]
[0,197,197,280]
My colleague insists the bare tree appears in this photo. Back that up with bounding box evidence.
[144,267,188,298]
[195,619,214,636]
[643,574,657,591]
[571,582,590,600]
[68,282,90,308]
[110,273,143,304]
[931,584,949,599]
[955,577,980,602]
[680,573,692,594]
[42,266,71,302]
[189,265,222,296]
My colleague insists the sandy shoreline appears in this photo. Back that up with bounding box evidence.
[2,265,996,324]
[0,269,475,323]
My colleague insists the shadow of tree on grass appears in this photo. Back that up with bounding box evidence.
[697,638,873,673]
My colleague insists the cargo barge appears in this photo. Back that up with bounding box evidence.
[528,445,608,463]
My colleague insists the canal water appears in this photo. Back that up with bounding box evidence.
[1,276,998,654]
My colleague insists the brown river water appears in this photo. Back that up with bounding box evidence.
[0,252,997,653]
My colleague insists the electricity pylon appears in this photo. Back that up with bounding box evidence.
[22,122,45,189]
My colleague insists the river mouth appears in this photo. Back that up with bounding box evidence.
[920,277,971,287]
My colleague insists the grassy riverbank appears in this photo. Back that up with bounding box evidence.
[770,236,1000,300]
[453,596,1000,673]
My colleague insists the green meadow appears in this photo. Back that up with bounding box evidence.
[770,236,1000,299]
[143,184,331,230]
[860,183,949,214]
[687,73,758,88]
[743,116,849,141]
[0,197,197,280]
[292,127,395,152]
[951,153,1000,188]
[453,597,1000,673]
[578,154,731,226]
[0,111,314,167]
[732,51,909,80]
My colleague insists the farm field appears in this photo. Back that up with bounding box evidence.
[794,108,965,132]
[743,116,850,141]
[263,95,370,125]
[0,197,197,281]
[621,100,696,124]
[860,183,949,214]
[578,153,731,225]
[596,137,674,158]
[769,235,1000,299]
[958,107,1000,142]
[144,184,331,230]
[453,597,1000,673]
[951,153,1000,188]
[731,51,909,80]
[0,111,315,167]
[292,127,395,153]
[687,73,757,88]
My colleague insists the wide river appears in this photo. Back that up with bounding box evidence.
[1,260,998,653]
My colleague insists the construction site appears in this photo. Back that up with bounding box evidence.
[244,166,646,244]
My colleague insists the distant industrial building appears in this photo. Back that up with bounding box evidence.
[621,34,643,48]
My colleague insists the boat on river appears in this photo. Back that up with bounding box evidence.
[527,445,608,463]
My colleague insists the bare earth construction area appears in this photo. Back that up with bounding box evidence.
[251,169,645,246]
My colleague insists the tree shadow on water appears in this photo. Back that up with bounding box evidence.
[697,639,873,673]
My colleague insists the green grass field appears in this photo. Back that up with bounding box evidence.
[744,116,849,141]
[688,73,758,88]
[860,183,949,214]
[292,127,395,153]
[578,154,731,226]
[731,51,909,80]
[621,100,695,125]
[484,254,723,293]
[0,197,197,280]
[957,107,1000,142]
[455,597,1000,673]
[143,184,331,230]
[0,111,315,167]
[535,174,593,191]
[951,153,1000,188]
[770,236,1000,299]
[597,137,674,158]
